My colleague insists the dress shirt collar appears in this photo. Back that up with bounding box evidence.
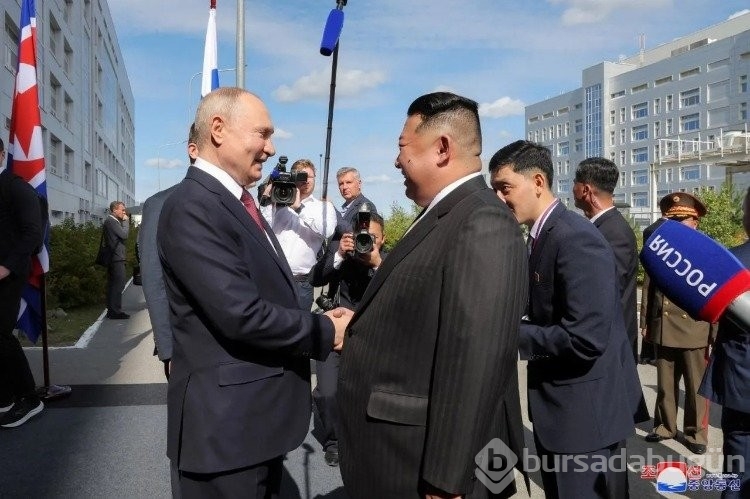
[530,198,559,240]
[403,172,482,236]
[193,157,244,200]
[589,205,615,224]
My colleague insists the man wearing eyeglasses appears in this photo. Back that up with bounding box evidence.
[260,158,338,310]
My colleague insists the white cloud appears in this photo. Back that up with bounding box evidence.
[549,0,672,25]
[274,128,293,139]
[273,68,386,102]
[145,158,186,170]
[478,97,525,119]
[728,9,750,20]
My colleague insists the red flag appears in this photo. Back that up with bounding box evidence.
[7,0,48,343]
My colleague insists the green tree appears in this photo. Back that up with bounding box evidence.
[383,202,420,251]
[698,183,744,247]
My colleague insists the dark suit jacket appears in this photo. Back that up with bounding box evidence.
[103,214,129,262]
[138,186,176,361]
[699,240,750,414]
[520,203,647,454]
[594,208,638,355]
[158,166,334,474]
[0,169,42,279]
[337,176,528,497]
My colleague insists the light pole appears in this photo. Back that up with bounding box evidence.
[187,67,238,122]
[156,140,188,191]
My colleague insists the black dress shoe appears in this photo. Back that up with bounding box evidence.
[645,432,671,442]
[106,312,130,319]
[324,448,339,467]
[685,442,707,455]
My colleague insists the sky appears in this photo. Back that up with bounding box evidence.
[109,0,750,216]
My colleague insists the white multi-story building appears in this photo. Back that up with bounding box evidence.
[526,12,750,226]
[0,0,134,224]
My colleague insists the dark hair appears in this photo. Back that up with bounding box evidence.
[0,137,4,152]
[488,140,553,188]
[574,157,619,194]
[407,92,481,155]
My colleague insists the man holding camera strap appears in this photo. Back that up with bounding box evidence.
[309,210,387,467]
[260,158,337,310]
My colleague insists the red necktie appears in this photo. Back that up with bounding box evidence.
[240,191,264,231]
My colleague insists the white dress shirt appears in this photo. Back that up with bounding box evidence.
[261,195,337,275]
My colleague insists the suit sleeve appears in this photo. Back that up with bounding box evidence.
[2,176,42,276]
[159,195,334,359]
[309,240,340,287]
[519,225,616,362]
[421,205,527,493]
[139,195,173,361]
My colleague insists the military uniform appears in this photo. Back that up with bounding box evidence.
[640,192,713,453]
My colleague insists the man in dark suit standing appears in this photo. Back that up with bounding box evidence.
[699,186,750,498]
[0,138,45,428]
[103,200,130,319]
[573,157,639,361]
[337,92,528,498]
[158,87,350,498]
[490,140,647,499]
[138,125,198,378]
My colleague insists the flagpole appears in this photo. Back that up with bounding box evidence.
[37,276,71,400]
[237,0,245,88]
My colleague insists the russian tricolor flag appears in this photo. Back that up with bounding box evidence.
[7,0,48,344]
[201,0,219,97]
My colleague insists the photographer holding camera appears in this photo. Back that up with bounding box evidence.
[309,207,386,467]
[259,158,337,310]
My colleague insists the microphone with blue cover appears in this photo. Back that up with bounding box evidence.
[320,2,346,56]
[640,220,750,332]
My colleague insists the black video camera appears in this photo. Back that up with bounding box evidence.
[315,294,337,312]
[270,156,307,206]
[353,203,374,255]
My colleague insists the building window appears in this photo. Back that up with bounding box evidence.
[741,102,747,121]
[556,124,562,138]
[550,126,555,139]
[741,75,748,93]
[632,124,648,141]
[655,75,673,86]
[680,113,700,132]
[680,165,701,181]
[620,150,626,166]
[542,128,547,141]
[609,131,615,146]
[611,90,625,99]
[620,129,626,144]
[585,83,602,157]
[619,174,626,188]
[49,136,60,176]
[564,160,570,174]
[632,169,648,185]
[680,88,700,108]
[654,98,661,115]
[557,179,570,194]
[665,168,673,183]
[557,141,569,156]
[619,107,626,123]
[654,143,660,161]
[575,119,583,133]
[632,83,648,93]
[564,121,570,136]
[654,121,661,138]
[609,110,615,125]
[610,151,615,163]
[708,80,729,101]
[575,139,583,152]
[534,130,539,142]
[632,147,648,164]
[666,118,673,135]
[666,94,673,112]
[632,192,649,208]
[680,67,700,79]
[632,102,648,119]
[4,18,19,74]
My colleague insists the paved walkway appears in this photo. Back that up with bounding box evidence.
[0,284,727,498]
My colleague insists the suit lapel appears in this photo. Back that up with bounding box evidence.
[529,202,565,271]
[186,167,296,292]
[354,176,487,317]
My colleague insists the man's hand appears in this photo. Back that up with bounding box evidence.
[325,307,353,351]
[290,187,303,212]
[0,265,10,280]
[338,233,355,257]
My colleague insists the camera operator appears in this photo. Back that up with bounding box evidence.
[309,210,387,467]
[259,158,337,310]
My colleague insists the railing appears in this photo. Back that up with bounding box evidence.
[658,124,750,164]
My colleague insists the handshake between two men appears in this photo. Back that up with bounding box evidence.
[323,307,353,352]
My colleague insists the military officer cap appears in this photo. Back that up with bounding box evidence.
[659,191,707,219]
